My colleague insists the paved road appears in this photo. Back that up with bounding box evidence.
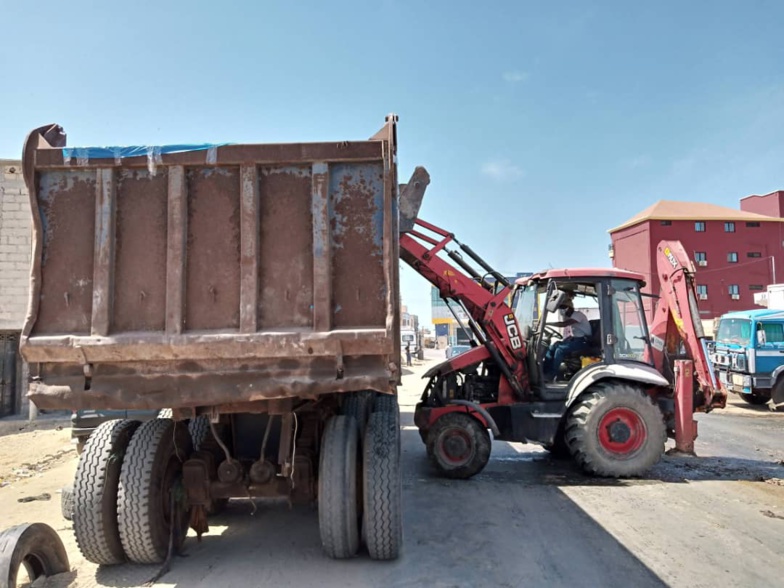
[4,349,784,587]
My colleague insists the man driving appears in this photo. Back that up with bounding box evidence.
[543,296,592,381]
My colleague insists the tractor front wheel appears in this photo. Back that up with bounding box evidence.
[426,412,491,479]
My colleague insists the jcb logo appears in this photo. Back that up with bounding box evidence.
[504,314,522,350]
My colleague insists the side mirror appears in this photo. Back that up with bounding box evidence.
[757,328,766,346]
[546,289,568,313]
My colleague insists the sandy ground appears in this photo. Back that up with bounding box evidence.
[1,350,783,587]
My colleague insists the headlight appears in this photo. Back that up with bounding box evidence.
[732,354,747,370]
[743,375,752,386]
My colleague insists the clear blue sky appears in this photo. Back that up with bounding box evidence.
[3,1,784,325]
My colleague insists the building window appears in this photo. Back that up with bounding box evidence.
[695,221,706,232]
[747,252,762,258]
[727,252,738,263]
[660,220,672,226]
[728,284,740,296]
[694,252,707,263]
[749,284,764,291]
[746,221,761,227]
[724,222,735,233]
[696,285,708,299]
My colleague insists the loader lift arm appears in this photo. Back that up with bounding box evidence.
[397,168,529,400]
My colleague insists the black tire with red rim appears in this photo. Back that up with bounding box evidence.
[426,412,491,479]
[565,381,666,478]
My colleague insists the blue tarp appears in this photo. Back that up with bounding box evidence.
[62,143,230,165]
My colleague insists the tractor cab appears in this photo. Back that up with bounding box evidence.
[513,269,654,395]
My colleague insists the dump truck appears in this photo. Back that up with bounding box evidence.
[19,116,404,564]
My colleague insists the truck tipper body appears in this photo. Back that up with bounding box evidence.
[19,117,404,563]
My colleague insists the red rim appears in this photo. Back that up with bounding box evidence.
[437,427,474,465]
[597,407,646,456]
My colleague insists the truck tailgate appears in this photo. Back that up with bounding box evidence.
[20,118,400,411]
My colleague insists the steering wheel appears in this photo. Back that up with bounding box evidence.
[544,326,563,340]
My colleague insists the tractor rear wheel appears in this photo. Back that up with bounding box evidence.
[426,412,491,479]
[565,381,666,477]
[318,415,361,559]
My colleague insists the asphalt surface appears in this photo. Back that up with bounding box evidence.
[3,349,784,587]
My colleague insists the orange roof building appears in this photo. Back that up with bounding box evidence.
[608,191,784,321]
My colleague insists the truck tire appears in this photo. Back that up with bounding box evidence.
[740,394,769,406]
[342,392,372,438]
[118,418,192,564]
[0,522,70,587]
[318,415,360,559]
[363,411,402,560]
[565,381,666,478]
[426,412,491,479]
[188,416,211,451]
[60,485,74,521]
[73,419,140,565]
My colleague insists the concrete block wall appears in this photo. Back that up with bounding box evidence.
[0,159,32,416]
[0,160,32,331]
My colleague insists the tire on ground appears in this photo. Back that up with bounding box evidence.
[426,412,491,479]
[73,419,140,565]
[363,410,403,560]
[117,418,193,564]
[565,380,666,478]
[318,415,360,559]
[0,522,70,587]
[60,485,74,521]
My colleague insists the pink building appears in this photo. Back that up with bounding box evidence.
[609,191,784,321]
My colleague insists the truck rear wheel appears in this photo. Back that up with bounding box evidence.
[740,394,769,406]
[426,412,491,479]
[73,419,140,565]
[318,415,360,559]
[117,418,192,564]
[342,392,372,438]
[363,410,402,560]
[565,381,666,477]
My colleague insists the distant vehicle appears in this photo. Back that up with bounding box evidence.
[71,409,158,453]
[711,308,784,406]
[445,345,471,358]
[401,329,417,348]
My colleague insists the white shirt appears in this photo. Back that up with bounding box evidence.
[563,310,591,339]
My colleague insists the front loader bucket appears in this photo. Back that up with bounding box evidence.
[399,166,430,233]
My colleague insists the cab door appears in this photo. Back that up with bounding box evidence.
[754,321,784,377]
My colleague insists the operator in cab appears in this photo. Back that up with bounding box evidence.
[543,296,592,381]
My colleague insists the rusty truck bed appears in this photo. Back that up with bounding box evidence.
[20,117,400,411]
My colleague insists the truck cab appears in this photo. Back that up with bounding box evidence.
[711,309,784,405]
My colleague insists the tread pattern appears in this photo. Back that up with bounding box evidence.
[188,416,211,451]
[60,484,74,521]
[73,419,140,565]
[117,418,192,564]
[318,415,360,559]
[565,381,666,477]
[363,410,402,560]
[342,392,372,438]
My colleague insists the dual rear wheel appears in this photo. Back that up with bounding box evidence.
[73,418,193,565]
[319,393,402,560]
